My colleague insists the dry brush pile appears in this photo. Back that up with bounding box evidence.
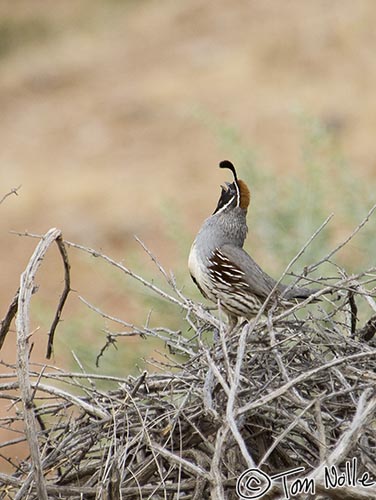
[0,207,376,499]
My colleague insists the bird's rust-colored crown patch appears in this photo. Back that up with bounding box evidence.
[238,179,250,209]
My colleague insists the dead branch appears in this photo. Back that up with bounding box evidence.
[46,235,71,358]
[0,289,19,350]
[15,227,62,500]
[0,185,21,205]
[1,208,376,499]
[1,232,71,356]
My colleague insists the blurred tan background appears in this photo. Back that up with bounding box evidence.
[1,0,376,371]
[1,0,376,472]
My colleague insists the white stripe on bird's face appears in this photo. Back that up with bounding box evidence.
[234,180,240,208]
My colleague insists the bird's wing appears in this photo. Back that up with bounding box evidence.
[220,244,317,301]
[209,244,279,300]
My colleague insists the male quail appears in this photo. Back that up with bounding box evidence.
[188,160,316,328]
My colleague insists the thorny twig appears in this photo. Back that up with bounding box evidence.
[307,202,376,273]
[0,185,21,205]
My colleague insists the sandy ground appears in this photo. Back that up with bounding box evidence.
[0,0,376,469]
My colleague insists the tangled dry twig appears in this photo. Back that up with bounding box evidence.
[0,208,376,499]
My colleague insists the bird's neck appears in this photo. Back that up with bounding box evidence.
[204,208,248,249]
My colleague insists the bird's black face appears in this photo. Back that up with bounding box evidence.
[213,182,238,214]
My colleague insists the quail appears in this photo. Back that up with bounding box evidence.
[188,160,317,328]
